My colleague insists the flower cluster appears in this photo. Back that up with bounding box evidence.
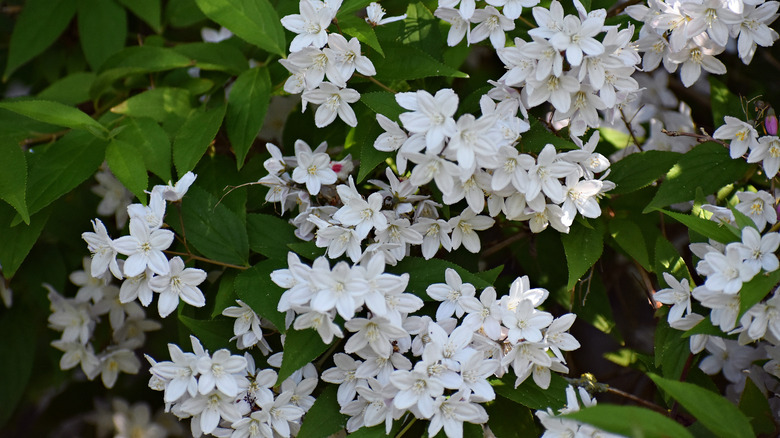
[280,0,379,127]
[627,0,780,86]
[146,336,316,437]
[535,385,624,437]
[81,172,207,319]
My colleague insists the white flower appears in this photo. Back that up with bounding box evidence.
[366,2,407,26]
[735,227,780,275]
[737,2,780,64]
[735,190,777,231]
[196,349,247,397]
[257,391,305,438]
[434,7,470,47]
[486,0,540,20]
[654,272,692,324]
[333,184,388,239]
[412,217,453,259]
[322,353,364,405]
[97,349,140,388]
[113,218,174,277]
[526,73,580,113]
[502,299,553,343]
[390,368,443,417]
[460,287,502,340]
[148,257,207,318]
[82,218,123,279]
[302,82,360,127]
[428,391,488,438]
[373,114,408,152]
[468,6,515,49]
[747,135,780,178]
[323,33,376,87]
[397,89,459,152]
[291,140,337,195]
[344,316,407,358]
[704,245,755,294]
[713,116,759,158]
[549,13,605,66]
[449,209,495,253]
[151,171,197,202]
[180,389,242,435]
[426,268,476,320]
[281,0,334,52]
[669,37,726,88]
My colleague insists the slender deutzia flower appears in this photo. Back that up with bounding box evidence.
[302,82,360,127]
[281,0,335,53]
[148,257,207,318]
[112,218,174,277]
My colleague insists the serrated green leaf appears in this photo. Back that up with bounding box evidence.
[0,304,36,428]
[0,204,51,279]
[25,131,107,218]
[476,264,503,285]
[389,257,494,300]
[564,405,694,438]
[561,219,605,290]
[227,67,271,168]
[117,0,161,32]
[654,316,690,379]
[739,377,777,436]
[286,241,326,260]
[373,43,468,81]
[609,218,651,271]
[729,205,758,231]
[116,117,172,182]
[360,91,404,122]
[78,0,127,71]
[174,42,249,75]
[485,396,539,438]
[491,372,568,411]
[738,270,780,320]
[710,77,743,128]
[297,385,348,438]
[644,142,750,213]
[401,2,443,58]
[234,259,287,332]
[0,100,107,137]
[277,326,330,384]
[246,213,298,260]
[106,139,148,204]
[181,185,249,266]
[571,270,622,342]
[173,104,226,176]
[178,313,234,352]
[337,0,374,17]
[110,87,192,122]
[91,46,194,98]
[211,271,238,318]
[0,139,29,224]
[649,373,754,438]
[3,0,77,80]
[519,117,578,154]
[656,209,740,244]
[654,236,693,287]
[37,72,96,106]
[166,0,207,27]
[339,14,384,56]
[608,150,681,195]
[194,0,285,56]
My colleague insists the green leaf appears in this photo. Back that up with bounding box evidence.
[360,91,404,121]
[654,316,690,380]
[0,205,51,279]
[277,326,330,384]
[37,72,96,105]
[649,373,754,438]
[178,313,234,352]
[485,396,539,438]
[607,150,681,195]
[91,46,194,98]
[105,139,149,204]
[0,305,37,428]
[401,2,443,58]
[656,209,740,244]
[0,100,107,137]
[287,241,326,260]
[181,186,249,266]
[337,0,374,17]
[561,219,605,290]
[518,117,579,154]
[682,317,725,338]
[166,0,207,27]
[247,213,298,260]
[3,0,77,79]
[227,67,271,168]
[491,372,568,411]
[389,257,494,300]
[234,259,287,332]
[644,142,750,213]
[356,110,392,183]
[193,0,286,56]
[117,0,162,32]
[339,14,384,56]
[373,43,468,81]
[0,139,29,224]
[564,405,694,438]
[738,270,780,320]
[709,77,743,128]
[173,104,227,176]
[297,385,348,438]
[211,270,238,318]
[739,377,777,436]
[654,236,693,287]
[116,117,172,182]
[25,131,108,218]
[476,264,503,285]
[609,219,651,271]
[173,42,249,75]
[78,0,127,71]
[729,205,759,231]
[570,270,622,342]
[110,87,192,122]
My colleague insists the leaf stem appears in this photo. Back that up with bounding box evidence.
[395,417,417,438]
[359,74,397,93]
[164,250,248,270]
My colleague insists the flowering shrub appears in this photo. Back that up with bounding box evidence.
[2,0,780,436]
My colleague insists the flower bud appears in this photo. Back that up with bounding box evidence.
[765,109,778,136]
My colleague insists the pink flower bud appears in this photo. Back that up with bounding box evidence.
[765,111,778,136]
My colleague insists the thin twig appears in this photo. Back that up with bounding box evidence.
[633,260,658,310]
[604,386,671,415]
[164,250,248,270]
[620,107,642,149]
[20,129,70,147]
[482,231,525,257]
[357,74,397,93]
[661,128,728,147]
[395,417,417,438]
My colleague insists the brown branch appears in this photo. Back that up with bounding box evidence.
[358,74,397,93]
[164,250,248,270]
[20,129,70,147]
[662,128,728,147]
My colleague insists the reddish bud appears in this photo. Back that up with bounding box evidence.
[765,110,778,136]
[331,163,343,173]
